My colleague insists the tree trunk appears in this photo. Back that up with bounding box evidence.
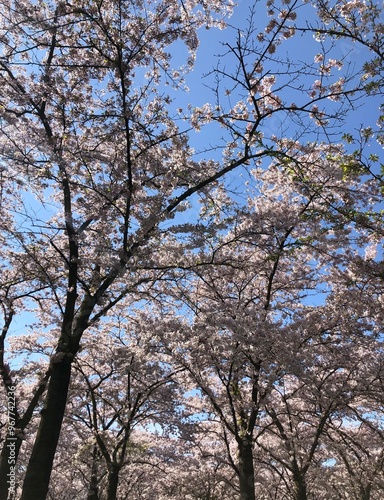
[238,439,255,500]
[107,464,120,500]
[20,357,72,500]
[360,483,372,500]
[0,435,22,500]
[87,444,100,500]
[293,474,307,500]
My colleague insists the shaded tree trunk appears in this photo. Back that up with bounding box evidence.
[360,483,372,500]
[238,439,255,500]
[20,357,72,500]
[0,435,22,500]
[293,472,307,500]
[107,464,120,500]
[87,445,100,500]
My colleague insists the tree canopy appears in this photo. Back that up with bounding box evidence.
[0,0,383,498]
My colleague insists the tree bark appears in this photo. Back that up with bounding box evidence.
[20,357,72,500]
[0,435,22,500]
[87,445,100,500]
[360,483,372,500]
[106,464,120,500]
[293,473,307,500]
[238,439,256,500]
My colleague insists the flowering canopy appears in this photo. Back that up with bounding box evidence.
[0,0,383,499]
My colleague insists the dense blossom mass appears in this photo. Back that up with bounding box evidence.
[0,0,383,498]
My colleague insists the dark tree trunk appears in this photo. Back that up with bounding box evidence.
[293,474,308,500]
[0,435,22,500]
[238,439,255,500]
[360,484,372,500]
[87,445,100,500]
[20,357,72,500]
[106,464,120,500]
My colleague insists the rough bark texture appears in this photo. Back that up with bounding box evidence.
[20,358,72,500]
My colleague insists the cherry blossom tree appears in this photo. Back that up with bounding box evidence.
[66,314,184,500]
[138,181,312,497]
[140,150,384,500]
[0,0,238,497]
[0,240,54,500]
[0,0,383,498]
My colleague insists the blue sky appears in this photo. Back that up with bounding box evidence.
[176,0,382,152]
